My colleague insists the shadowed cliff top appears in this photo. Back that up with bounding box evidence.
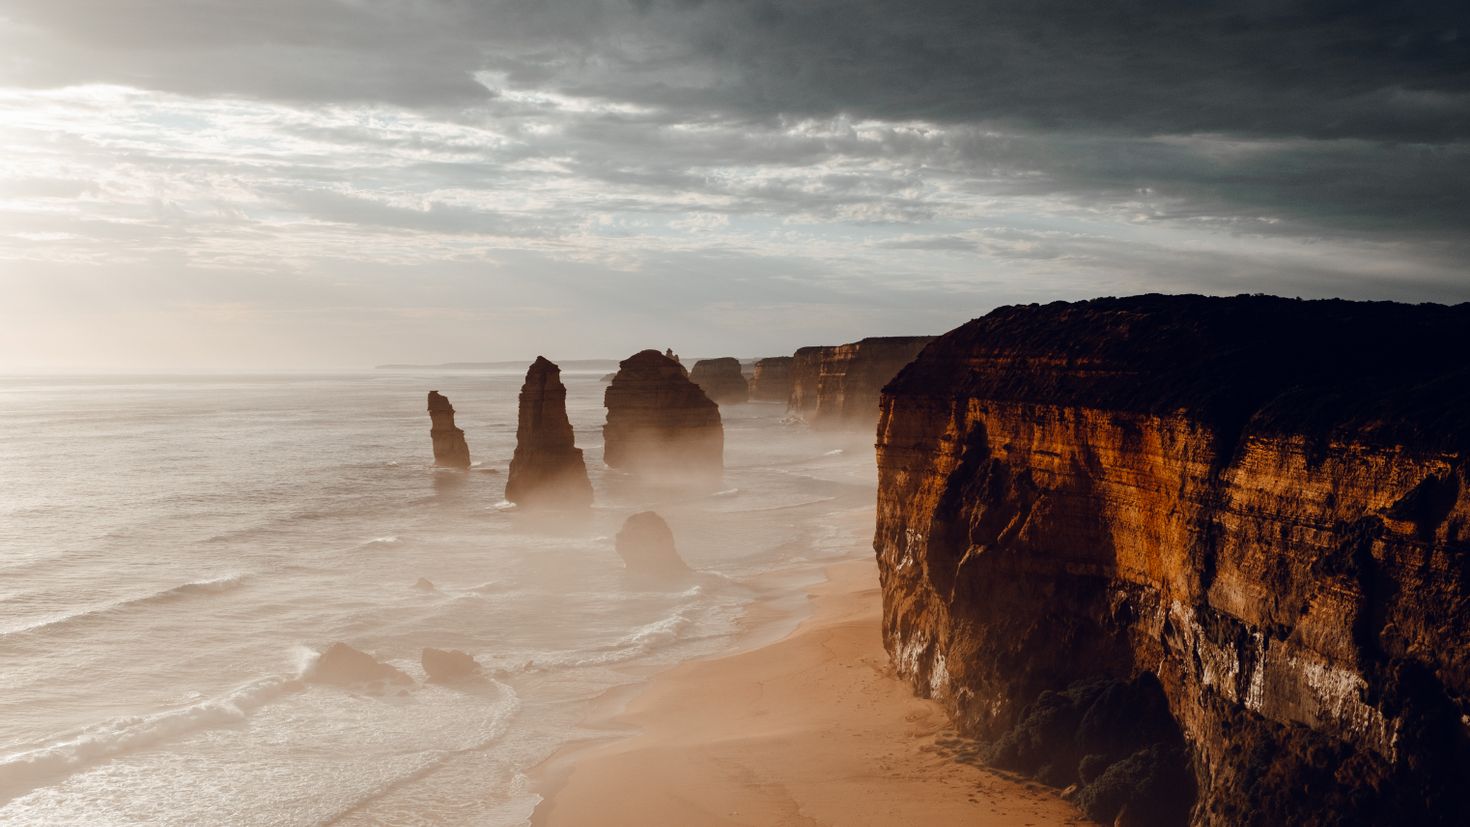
[887,294,1470,452]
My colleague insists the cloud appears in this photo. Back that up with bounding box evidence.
[0,2,1466,368]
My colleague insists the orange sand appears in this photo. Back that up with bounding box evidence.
[531,557,1091,827]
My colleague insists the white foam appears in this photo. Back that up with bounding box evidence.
[0,674,299,804]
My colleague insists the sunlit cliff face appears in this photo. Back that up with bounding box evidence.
[2,2,1468,370]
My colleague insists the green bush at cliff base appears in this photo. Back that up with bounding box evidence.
[984,673,1194,826]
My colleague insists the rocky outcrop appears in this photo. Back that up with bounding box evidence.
[615,511,692,577]
[505,357,593,508]
[308,643,413,687]
[787,337,933,428]
[874,295,1470,826]
[421,648,480,682]
[427,391,471,469]
[689,357,749,404]
[603,350,723,481]
[748,356,794,402]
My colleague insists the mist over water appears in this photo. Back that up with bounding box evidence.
[0,370,877,825]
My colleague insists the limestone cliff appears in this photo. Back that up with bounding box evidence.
[689,357,749,405]
[789,336,933,428]
[749,356,794,402]
[603,350,723,481]
[427,391,471,469]
[875,295,1470,826]
[505,357,593,508]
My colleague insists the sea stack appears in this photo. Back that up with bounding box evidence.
[505,357,593,509]
[874,295,1470,826]
[614,511,692,577]
[427,391,471,469]
[748,356,793,402]
[689,357,749,405]
[603,349,723,481]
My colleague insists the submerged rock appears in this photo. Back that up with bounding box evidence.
[614,511,692,577]
[427,391,471,469]
[689,357,749,405]
[603,350,723,481]
[308,642,412,687]
[421,647,480,682]
[413,577,436,591]
[505,356,593,509]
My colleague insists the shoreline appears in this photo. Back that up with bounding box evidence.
[528,557,1091,826]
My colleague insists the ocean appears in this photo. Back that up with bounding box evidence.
[0,369,878,825]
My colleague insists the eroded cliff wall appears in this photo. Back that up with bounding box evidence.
[788,336,933,428]
[874,295,1470,826]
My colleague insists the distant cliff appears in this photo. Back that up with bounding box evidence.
[749,356,793,402]
[874,295,1470,825]
[788,336,933,429]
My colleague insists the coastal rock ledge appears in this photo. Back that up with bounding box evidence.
[603,349,723,481]
[875,295,1470,826]
[505,356,593,508]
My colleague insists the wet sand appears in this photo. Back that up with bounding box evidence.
[530,557,1091,827]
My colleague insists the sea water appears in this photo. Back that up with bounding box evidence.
[0,369,877,825]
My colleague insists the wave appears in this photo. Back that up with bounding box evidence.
[824,448,845,456]
[363,536,399,546]
[0,671,299,805]
[0,575,249,640]
[709,487,741,498]
[316,680,521,825]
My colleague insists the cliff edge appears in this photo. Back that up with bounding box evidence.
[875,294,1470,825]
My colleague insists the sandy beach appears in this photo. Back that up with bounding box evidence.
[531,558,1091,827]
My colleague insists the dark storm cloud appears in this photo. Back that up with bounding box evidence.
[10,1,1467,140]
[3,0,1468,294]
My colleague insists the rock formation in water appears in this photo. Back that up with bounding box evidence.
[309,642,413,687]
[689,357,749,405]
[748,356,794,402]
[421,647,480,682]
[505,357,593,508]
[874,295,1470,826]
[427,391,471,469]
[787,336,933,429]
[615,511,692,576]
[603,350,723,480]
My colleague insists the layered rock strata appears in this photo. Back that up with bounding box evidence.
[427,391,471,469]
[505,357,594,508]
[874,295,1470,826]
[788,336,933,428]
[603,350,723,480]
[689,357,749,405]
[748,356,794,402]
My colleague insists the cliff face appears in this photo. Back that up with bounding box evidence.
[505,357,593,508]
[427,391,471,469]
[789,336,934,429]
[603,349,723,481]
[874,296,1470,826]
[689,357,749,405]
[748,356,793,402]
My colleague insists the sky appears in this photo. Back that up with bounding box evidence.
[1,1,1467,370]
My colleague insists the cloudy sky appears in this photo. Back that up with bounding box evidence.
[1,1,1467,370]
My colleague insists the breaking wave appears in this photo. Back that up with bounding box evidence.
[0,575,249,640]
